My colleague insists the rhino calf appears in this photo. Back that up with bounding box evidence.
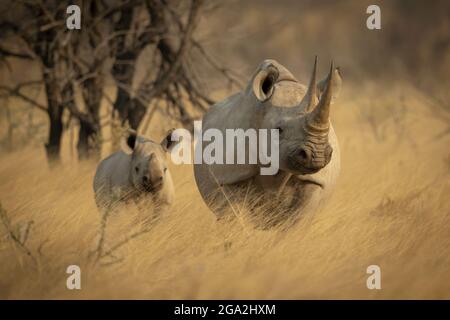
[93,130,178,219]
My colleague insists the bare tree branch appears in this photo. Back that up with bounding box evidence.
[0,46,34,60]
[0,81,47,112]
[0,203,38,266]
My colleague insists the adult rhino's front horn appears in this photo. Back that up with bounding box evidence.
[291,58,337,174]
[300,58,335,134]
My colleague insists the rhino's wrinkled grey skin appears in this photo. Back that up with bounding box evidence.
[194,58,342,228]
[93,130,177,219]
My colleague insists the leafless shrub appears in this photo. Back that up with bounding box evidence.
[0,202,38,267]
[89,194,160,266]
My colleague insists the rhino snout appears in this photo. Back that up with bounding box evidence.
[142,174,164,192]
[294,143,333,173]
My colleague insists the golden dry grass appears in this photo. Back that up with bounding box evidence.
[0,80,449,299]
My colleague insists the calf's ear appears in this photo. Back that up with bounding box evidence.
[160,128,177,152]
[252,61,279,102]
[121,129,138,154]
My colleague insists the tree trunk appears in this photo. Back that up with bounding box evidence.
[128,98,147,129]
[43,73,63,165]
[111,3,151,131]
[113,86,131,122]
[45,110,63,163]
[77,77,103,160]
[77,118,97,160]
[112,52,147,130]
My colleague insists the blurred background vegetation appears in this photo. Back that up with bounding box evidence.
[0,0,449,161]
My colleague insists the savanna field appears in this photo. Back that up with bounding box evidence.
[0,80,449,299]
[1,1,450,299]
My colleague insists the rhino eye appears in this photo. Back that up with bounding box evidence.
[135,166,139,173]
[275,127,284,135]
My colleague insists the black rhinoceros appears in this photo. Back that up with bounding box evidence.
[194,57,342,228]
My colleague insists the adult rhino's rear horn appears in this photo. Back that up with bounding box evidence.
[305,61,334,132]
[301,56,318,112]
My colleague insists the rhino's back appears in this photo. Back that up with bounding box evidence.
[93,151,131,207]
[202,92,244,130]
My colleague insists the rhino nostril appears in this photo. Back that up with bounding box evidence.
[142,176,149,184]
[298,148,308,161]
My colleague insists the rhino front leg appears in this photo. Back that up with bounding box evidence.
[133,196,167,226]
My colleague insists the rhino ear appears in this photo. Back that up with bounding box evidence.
[317,67,342,104]
[121,130,138,154]
[252,62,279,102]
[160,128,177,152]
